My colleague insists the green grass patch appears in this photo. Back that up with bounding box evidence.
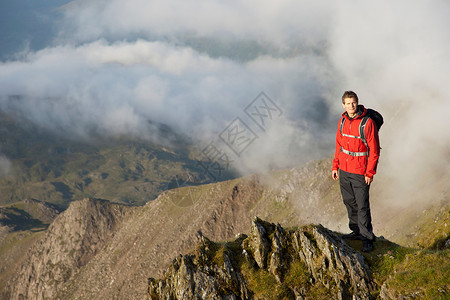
[416,208,450,249]
[241,265,286,299]
[345,238,415,284]
[240,256,332,299]
[344,237,450,298]
[283,260,310,287]
[385,250,450,298]
[0,125,229,207]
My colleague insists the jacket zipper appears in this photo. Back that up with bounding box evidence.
[346,120,351,166]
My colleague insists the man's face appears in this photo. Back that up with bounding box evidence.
[342,97,358,116]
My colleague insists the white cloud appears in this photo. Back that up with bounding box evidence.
[59,0,333,45]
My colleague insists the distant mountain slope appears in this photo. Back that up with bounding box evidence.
[0,109,230,207]
[0,198,62,230]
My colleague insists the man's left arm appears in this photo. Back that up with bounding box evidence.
[365,119,380,184]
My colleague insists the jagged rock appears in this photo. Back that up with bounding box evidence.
[246,217,274,269]
[268,223,289,283]
[149,235,249,299]
[148,217,376,300]
[292,225,375,299]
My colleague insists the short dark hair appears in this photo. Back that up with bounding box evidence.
[342,91,358,104]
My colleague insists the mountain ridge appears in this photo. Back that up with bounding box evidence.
[2,156,448,299]
[3,158,344,299]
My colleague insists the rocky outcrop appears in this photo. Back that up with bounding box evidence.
[4,198,133,300]
[148,217,376,299]
[292,223,375,299]
[149,234,250,300]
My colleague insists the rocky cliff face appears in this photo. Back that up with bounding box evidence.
[149,217,376,299]
[4,198,134,300]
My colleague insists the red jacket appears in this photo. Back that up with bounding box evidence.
[332,105,380,178]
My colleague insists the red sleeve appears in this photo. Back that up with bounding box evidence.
[332,118,342,171]
[364,119,380,178]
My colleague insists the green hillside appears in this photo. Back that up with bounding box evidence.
[0,110,235,207]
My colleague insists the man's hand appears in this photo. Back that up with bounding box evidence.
[365,176,373,185]
[332,170,339,180]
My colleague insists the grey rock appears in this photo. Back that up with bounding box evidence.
[148,217,377,300]
[292,224,375,299]
[149,236,248,300]
[246,216,273,269]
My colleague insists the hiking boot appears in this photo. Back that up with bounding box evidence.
[362,240,374,252]
[342,232,361,240]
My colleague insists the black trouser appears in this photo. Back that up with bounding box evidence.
[339,170,375,241]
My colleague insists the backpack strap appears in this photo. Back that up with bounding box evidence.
[341,148,368,157]
[339,117,345,135]
[359,116,370,151]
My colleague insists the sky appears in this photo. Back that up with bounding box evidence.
[0,0,449,208]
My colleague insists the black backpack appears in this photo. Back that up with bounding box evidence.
[340,108,383,148]
[365,108,384,132]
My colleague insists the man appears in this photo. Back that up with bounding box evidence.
[332,91,380,252]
